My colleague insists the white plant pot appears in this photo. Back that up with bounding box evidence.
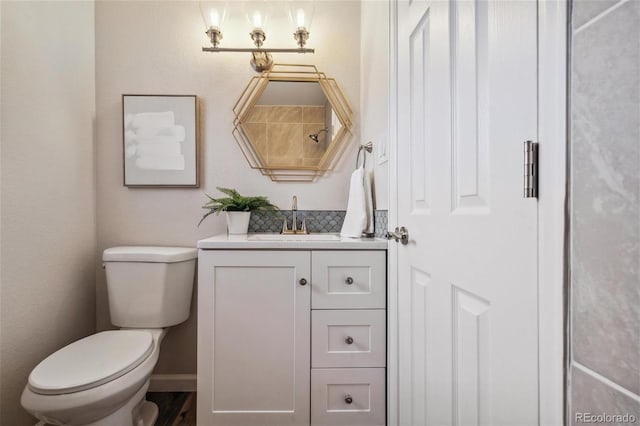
[226,211,251,235]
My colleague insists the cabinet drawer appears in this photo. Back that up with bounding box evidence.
[311,368,385,426]
[312,310,386,368]
[312,251,386,309]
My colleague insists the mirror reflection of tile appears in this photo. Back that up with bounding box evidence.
[124,111,186,171]
[242,105,329,167]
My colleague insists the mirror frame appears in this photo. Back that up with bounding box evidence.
[233,64,354,182]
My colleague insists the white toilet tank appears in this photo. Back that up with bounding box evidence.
[102,246,198,328]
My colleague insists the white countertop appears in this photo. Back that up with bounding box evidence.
[197,234,388,250]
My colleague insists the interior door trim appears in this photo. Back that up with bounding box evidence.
[536,1,568,424]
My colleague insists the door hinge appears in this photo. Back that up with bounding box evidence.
[524,140,538,198]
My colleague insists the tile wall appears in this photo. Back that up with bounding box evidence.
[242,105,329,167]
[570,0,640,423]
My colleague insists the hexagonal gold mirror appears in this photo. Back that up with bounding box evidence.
[233,64,353,181]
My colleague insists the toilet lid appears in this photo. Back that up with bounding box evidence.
[28,330,154,395]
[103,246,197,263]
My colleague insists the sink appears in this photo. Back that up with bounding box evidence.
[248,233,341,242]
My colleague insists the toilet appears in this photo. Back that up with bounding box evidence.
[21,246,198,426]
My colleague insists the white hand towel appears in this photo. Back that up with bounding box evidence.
[363,169,374,235]
[340,167,367,238]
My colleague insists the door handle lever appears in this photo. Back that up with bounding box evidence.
[386,226,409,245]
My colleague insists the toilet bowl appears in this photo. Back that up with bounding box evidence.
[21,246,197,426]
[21,329,165,425]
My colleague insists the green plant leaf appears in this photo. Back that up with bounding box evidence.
[198,187,279,226]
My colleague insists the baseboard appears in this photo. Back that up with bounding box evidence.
[148,374,197,392]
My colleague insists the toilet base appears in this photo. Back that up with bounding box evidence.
[138,400,159,426]
[83,380,157,426]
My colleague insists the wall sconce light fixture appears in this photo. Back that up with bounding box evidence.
[200,1,315,72]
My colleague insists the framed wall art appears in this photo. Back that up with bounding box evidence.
[122,94,199,187]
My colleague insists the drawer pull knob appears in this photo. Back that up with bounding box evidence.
[345,336,354,345]
[344,395,353,404]
[345,277,354,285]
[299,278,308,286]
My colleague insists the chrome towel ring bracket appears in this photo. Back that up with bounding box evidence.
[356,141,373,169]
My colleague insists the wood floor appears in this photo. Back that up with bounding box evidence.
[145,392,196,426]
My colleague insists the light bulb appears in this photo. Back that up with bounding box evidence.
[200,2,227,29]
[252,11,263,29]
[200,2,227,48]
[288,1,314,30]
[209,9,221,28]
[295,9,305,28]
[288,1,314,48]
[244,1,271,31]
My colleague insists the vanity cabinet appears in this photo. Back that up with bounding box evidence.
[197,245,386,426]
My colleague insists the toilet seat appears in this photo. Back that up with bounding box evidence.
[28,330,154,395]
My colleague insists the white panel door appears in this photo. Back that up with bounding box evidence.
[394,0,539,425]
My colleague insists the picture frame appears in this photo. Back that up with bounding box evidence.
[122,94,199,187]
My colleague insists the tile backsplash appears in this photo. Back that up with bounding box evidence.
[249,209,388,238]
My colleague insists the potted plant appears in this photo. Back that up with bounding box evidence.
[199,187,278,234]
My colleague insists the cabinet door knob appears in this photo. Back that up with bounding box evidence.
[345,336,354,345]
[345,277,354,285]
[299,278,308,286]
[344,395,353,404]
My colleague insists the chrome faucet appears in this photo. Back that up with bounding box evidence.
[292,195,298,232]
[281,195,308,234]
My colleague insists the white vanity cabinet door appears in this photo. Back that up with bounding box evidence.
[312,309,386,368]
[311,251,386,309]
[311,368,386,426]
[197,250,311,426]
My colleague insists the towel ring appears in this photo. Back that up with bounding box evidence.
[356,141,373,169]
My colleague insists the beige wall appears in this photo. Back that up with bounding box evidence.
[0,1,97,424]
[361,0,389,210]
[95,1,361,377]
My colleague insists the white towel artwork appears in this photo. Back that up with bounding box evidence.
[135,155,185,171]
[130,111,175,131]
[135,124,186,140]
[134,135,182,145]
[340,166,374,238]
[135,142,182,157]
[125,113,185,171]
